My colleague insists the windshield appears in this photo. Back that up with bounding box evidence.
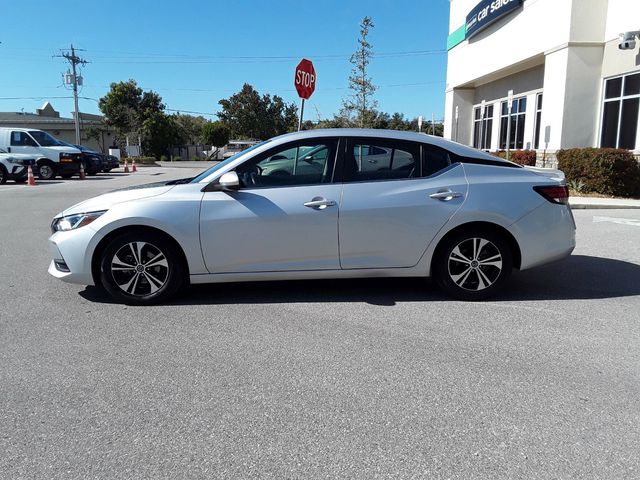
[190,140,270,183]
[28,130,63,147]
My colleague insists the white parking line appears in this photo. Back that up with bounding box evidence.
[593,216,640,227]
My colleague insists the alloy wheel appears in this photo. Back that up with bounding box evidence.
[447,237,503,291]
[110,241,169,296]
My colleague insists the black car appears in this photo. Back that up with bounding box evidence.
[102,154,120,173]
[72,144,105,175]
[59,143,104,176]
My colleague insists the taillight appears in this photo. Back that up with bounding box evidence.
[533,185,569,205]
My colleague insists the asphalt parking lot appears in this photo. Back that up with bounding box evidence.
[1,168,639,479]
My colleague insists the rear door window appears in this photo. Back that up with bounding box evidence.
[423,145,453,177]
[343,138,420,182]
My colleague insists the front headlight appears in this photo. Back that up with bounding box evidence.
[6,157,23,164]
[51,210,107,232]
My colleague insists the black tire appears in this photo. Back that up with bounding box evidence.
[38,161,56,180]
[99,231,185,305]
[433,229,513,301]
[0,165,7,184]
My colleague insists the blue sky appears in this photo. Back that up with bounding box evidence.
[0,0,450,122]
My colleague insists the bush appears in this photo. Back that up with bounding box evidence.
[491,150,537,166]
[125,156,157,165]
[557,148,640,197]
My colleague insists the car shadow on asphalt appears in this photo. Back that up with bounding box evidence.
[79,255,640,306]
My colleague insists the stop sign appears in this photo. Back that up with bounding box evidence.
[294,59,316,100]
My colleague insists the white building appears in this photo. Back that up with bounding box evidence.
[444,0,640,163]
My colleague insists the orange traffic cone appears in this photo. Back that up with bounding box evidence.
[27,164,36,186]
[124,159,130,173]
[79,162,86,180]
[132,159,137,172]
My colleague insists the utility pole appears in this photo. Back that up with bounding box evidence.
[56,45,88,145]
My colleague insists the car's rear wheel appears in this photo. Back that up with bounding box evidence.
[434,230,513,301]
[100,232,185,305]
[0,165,7,184]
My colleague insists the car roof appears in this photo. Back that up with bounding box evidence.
[268,128,503,162]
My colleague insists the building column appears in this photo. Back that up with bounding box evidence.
[444,88,475,145]
[540,44,605,152]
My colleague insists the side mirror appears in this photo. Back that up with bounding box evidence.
[203,171,240,192]
[219,171,240,190]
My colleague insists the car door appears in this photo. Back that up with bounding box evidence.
[199,138,342,273]
[338,138,468,269]
[8,131,40,156]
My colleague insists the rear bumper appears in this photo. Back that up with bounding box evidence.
[509,202,576,270]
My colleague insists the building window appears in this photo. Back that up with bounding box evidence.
[473,105,493,150]
[499,97,526,150]
[533,93,543,149]
[601,72,640,149]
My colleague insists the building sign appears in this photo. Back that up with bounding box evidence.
[465,0,522,39]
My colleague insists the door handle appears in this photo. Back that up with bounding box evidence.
[429,190,463,201]
[304,197,336,210]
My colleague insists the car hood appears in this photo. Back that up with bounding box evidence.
[47,146,82,154]
[60,181,180,217]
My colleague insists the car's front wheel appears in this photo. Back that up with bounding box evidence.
[38,161,56,180]
[434,230,513,301]
[100,232,185,305]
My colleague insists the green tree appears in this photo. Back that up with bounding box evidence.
[142,112,185,159]
[201,121,230,158]
[341,16,377,128]
[83,126,104,150]
[98,80,165,143]
[217,83,298,140]
[174,114,208,144]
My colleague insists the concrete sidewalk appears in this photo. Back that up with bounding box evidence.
[156,161,217,169]
[569,196,640,209]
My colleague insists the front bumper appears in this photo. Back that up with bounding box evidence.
[48,227,99,285]
[7,165,28,180]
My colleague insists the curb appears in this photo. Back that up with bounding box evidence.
[570,204,640,210]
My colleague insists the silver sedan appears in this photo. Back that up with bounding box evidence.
[48,129,575,304]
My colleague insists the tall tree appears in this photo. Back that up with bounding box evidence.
[98,80,165,143]
[141,112,184,159]
[201,121,230,158]
[217,83,298,140]
[174,114,208,144]
[342,16,377,128]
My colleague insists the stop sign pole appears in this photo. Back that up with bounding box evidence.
[294,59,316,131]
